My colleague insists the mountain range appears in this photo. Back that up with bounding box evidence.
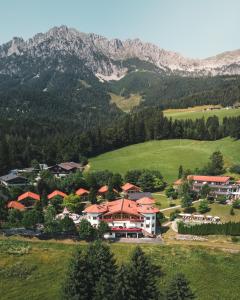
[0,25,240,82]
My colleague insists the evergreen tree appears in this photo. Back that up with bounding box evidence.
[178,165,183,179]
[62,248,92,300]
[93,276,112,300]
[105,178,116,200]
[207,151,224,175]
[114,265,132,300]
[165,273,195,300]
[86,241,117,299]
[127,246,160,300]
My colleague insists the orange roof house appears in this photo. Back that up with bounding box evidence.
[48,190,67,200]
[18,191,40,202]
[98,185,118,194]
[187,175,230,183]
[173,179,183,186]
[121,183,141,192]
[83,198,159,215]
[76,188,89,196]
[136,197,155,205]
[7,201,26,211]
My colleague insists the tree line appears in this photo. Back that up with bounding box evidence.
[0,107,239,174]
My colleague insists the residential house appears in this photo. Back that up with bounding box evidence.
[0,174,29,187]
[17,191,40,208]
[83,198,159,238]
[48,162,84,178]
[48,190,67,200]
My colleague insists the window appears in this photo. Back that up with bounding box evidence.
[152,231,155,234]
[152,223,155,227]
[152,216,155,220]
[141,223,144,227]
[93,216,97,220]
[146,224,150,228]
[146,217,150,220]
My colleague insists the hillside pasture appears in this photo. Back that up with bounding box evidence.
[90,138,240,183]
[164,106,240,121]
[1,237,240,300]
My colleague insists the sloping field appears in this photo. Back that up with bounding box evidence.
[164,106,240,121]
[90,138,240,183]
[0,237,240,300]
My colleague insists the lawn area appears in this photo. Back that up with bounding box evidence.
[163,202,240,222]
[164,106,240,121]
[1,237,240,300]
[90,138,240,183]
[153,193,181,209]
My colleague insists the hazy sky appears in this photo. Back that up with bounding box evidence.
[0,0,239,58]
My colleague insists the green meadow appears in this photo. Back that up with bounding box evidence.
[1,237,240,300]
[90,138,240,183]
[164,106,240,121]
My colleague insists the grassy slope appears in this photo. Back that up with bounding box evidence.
[90,138,240,183]
[1,237,240,300]
[164,106,240,121]
[109,92,142,112]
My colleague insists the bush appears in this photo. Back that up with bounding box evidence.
[183,206,196,213]
[198,200,210,214]
[216,195,227,204]
[169,209,180,221]
[229,165,240,174]
[0,262,37,279]
[232,199,240,209]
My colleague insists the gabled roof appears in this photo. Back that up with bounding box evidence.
[48,190,67,199]
[98,185,118,194]
[58,162,82,170]
[187,175,230,183]
[121,183,141,192]
[76,188,89,196]
[128,192,152,201]
[137,206,159,214]
[0,173,28,182]
[83,204,108,213]
[83,198,159,216]
[136,197,155,205]
[18,191,40,201]
[7,201,26,211]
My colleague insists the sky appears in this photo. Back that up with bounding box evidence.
[0,0,239,58]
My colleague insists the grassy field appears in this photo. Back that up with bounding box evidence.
[164,106,240,121]
[110,92,142,112]
[90,138,240,183]
[1,237,240,300]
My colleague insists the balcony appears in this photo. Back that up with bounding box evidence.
[99,218,143,223]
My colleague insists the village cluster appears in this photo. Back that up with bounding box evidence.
[1,161,240,239]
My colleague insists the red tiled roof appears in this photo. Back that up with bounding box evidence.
[48,190,67,199]
[83,198,159,215]
[121,183,141,192]
[7,201,26,211]
[18,191,40,201]
[236,180,240,184]
[83,204,108,213]
[98,185,118,194]
[137,206,159,214]
[136,197,155,205]
[76,188,89,196]
[111,227,142,232]
[187,175,230,183]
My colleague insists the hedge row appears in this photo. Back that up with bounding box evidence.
[178,221,240,236]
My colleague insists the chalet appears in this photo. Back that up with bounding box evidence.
[173,175,240,199]
[7,201,26,211]
[121,183,141,194]
[98,185,118,196]
[83,198,159,238]
[0,174,29,187]
[48,162,84,178]
[17,191,40,208]
[48,190,67,200]
[56,207,81,224]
